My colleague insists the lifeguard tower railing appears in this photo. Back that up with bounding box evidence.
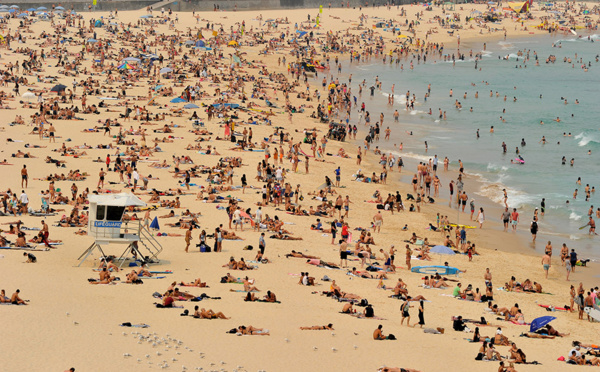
[86,219,163,263]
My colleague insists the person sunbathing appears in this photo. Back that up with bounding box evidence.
[236,258,253,270]
[193,306,229,319]
[423,276,450,288]
[286,250,319,259]
[271,231,303,240]
[263,290,277,302]
[306,258,339,269]
[244,292,258,302]
[222,273,239,283]
[300,324,334,330]
[172,288,195,300]
[98,258,119,272]
[242,277,259,292]
[10,289,27,305]
[236,325,269,335]
[349,267,387,279]
[545,324,569,337]
[0,289,9,303]
[125,271,140,283]
[179,278,208,287]
[136,264,152,277]
[223,257,238,269]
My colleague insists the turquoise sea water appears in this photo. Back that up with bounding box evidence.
[336,32,600,258]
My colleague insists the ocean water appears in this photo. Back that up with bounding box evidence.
[335,33,600,258]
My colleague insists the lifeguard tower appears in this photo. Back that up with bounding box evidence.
[77,193,163,267]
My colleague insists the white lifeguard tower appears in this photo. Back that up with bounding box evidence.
[77,193,163,267]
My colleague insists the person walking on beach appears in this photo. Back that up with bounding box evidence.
[511,208,519,231]
[569,249,578,273]
[412,299,425,328]
[400,297,411,326]
[373,211,383,233]
[542,253,551,278]
[476,208,485,228]
[530,220,538,242]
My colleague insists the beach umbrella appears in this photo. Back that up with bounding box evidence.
[184,103,199,109]
[184,40,195,45]
[530,316,556,333]
[55,6,65,10]
[140,14,153,18]
[17,13,28,18]
[149,217,160,230]
[296,31,308,37]
[0,5,7,8]
[9,5,19,9]
[159,67,172,74]
[123,57,140,62]
[430,245,456,255]
[27,8,36,11]
[22,92,36,101]
[8,9,16,13]
[0,9,8,12]
[50,84,67,92]
[170,97,186,103]
[87,38,98,43]
[37,6,47,10]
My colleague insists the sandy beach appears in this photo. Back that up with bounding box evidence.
[1,3,599,372]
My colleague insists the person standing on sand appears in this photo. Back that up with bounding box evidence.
[21,165,28,188]
[501,207,511,232]
[185,226,193,253]
[400,296,411,326]
[98,168,106,189]
[405,245,412,271]
[542,253,551,278]
[373,211,383,233]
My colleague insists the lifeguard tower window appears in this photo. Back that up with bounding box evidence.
[96,205,106,220]
[106,206,126,221]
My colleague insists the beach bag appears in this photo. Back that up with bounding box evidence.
[387,334,396,340]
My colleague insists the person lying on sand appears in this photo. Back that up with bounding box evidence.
[179,278,208,287]
[286,250,319,259]
[300,324,334,330]
[349,267,387,279]
[306,258,339,269]
[192,306,229,319]
[378,368,421,372]
[235,325,269,335]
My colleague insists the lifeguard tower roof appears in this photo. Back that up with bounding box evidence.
[88,193,146,207]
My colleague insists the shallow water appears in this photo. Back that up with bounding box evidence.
[335,32,600,258]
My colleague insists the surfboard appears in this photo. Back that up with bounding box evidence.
[584,307,600,322]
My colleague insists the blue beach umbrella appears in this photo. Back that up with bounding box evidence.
[88,38,98,43]
[27,8,36,11]
[8,9,16,13]
[159,67,172,74]
[530,316,556,333]
[9,5,19,9]
[17,13,28,18]
[0,9,7,13]
[55,6,65,10]
[37,6,47,10]
[184,103,199,109]
[170,97,186,103]
[149,217,160,230]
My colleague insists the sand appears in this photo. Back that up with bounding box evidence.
[0,3,599,372]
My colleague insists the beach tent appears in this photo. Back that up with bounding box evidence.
[195,40,205,47]
[228,40,238,46]
[94,19,103,27]
[22,92,36,101]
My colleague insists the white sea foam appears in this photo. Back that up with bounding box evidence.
[569,212,582,221]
